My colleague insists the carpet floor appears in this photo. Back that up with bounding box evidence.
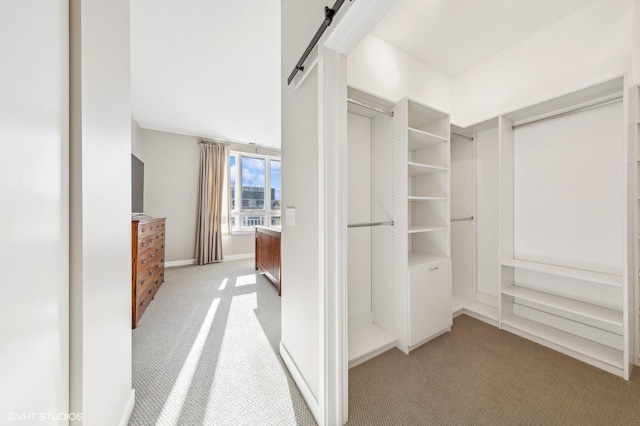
[348,315,640,425]
[131,260,640,425]
[130,260,316,426]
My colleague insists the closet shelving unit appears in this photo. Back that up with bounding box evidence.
[394,98,452,354]
[498,77,633,379]
[450,120,500,326]
[346,87,397,368]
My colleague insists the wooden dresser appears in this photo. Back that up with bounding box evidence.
[255,226,281,295]
[132,216,166,328]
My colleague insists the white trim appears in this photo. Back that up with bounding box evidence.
[165,259,195,268]
[224,253,254,261]
[280,342,320,421]
[116,389,135,426]
[319,46,348,426]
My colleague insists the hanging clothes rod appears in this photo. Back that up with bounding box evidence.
[347,98,394,117]
[451,216,474,222]
[348,220,394,228]
[512,97,623,130]
[286,0,349,85]
[451,132,473,141]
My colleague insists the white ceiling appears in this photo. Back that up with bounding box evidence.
[130,0,281,148]
[371,0,598,77]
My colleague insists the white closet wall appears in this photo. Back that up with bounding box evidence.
[451,136,474,303]
[476,128,500,298]
[513,103,623,274]
[348,112,373,323]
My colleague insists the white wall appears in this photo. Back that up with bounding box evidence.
[0,1,69,422]
[132,118,143,159]
[452,0,634,126]
[348,34,451,112]
[347,113,373,321]
[69,0,134,424]
[476,127,500,297]
[141,129,255,263]
[130,0,281,148]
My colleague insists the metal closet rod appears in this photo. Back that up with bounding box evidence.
[286,0,349,85]
[451,132,473,141]
[348,220,394,228]
[347,98,394,117]
[512,97,623,130]
[451,216,474,222]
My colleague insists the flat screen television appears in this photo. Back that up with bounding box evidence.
[132,154,144,214]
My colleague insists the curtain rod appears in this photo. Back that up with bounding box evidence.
[347,98,394,117]
[512,97,623,130]
[451,132,473,141]
[198,138,280,154]
[287,0,350,85]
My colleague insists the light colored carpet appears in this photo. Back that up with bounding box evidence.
[348,315,640,425]
[130,259,316,426]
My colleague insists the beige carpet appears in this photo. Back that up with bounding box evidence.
[130,260,316,426]
[348,315,640,425]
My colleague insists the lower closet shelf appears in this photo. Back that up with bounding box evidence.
[349,324,396,368]
[501,315,623,373]
[452,295,472,315]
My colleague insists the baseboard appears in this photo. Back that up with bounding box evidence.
[117,389,135,426]
[279,342,320,423]
[224,253,254,261]
[165,259,195,268]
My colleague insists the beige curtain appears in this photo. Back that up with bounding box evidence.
[195,142,229,264]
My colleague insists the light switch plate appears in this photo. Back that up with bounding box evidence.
[286,207,295,226]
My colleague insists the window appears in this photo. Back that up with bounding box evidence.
[229,152,281,232]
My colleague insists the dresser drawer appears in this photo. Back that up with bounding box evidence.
[137,234,155,252]
[135,294,151,322]
[138,277,156,299]
[136,247,158,272]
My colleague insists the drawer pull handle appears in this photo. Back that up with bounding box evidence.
[148,288,153,294]
[141,242,146,247]
[141,259,146,264]
[140,279,146,286]
[428,267,439,271]
[150,238,154,243]
[142,227,147,232]
[149,252,154,258]
[140,300,146,306]
[149,269,154,275]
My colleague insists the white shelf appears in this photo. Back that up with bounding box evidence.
[348,323,396,368]
[502,286,623,327]
[465,301,499,321]
[408,127,447,151]
[452,295,472,315]
[408,252,449,268]
[408,196,447,201]
[501,315,623,369]
[408,225,448,234]
[501,259,622,287]
[408,162,447,176]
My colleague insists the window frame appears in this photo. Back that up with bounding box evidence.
[229,151,281,233]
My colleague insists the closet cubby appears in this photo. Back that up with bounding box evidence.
[498,77,633,379]
[346,87,397,368]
